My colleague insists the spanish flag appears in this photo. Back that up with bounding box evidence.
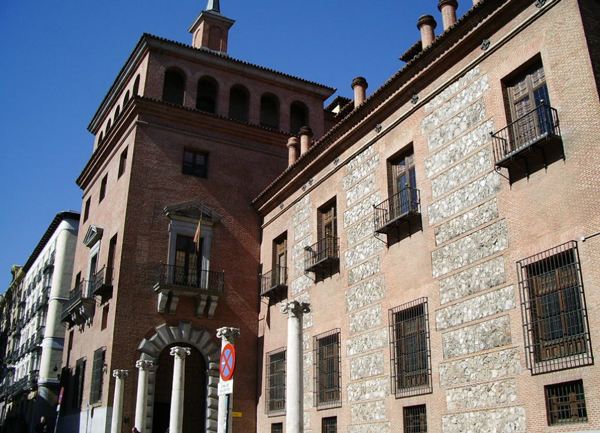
[194,212,203,251]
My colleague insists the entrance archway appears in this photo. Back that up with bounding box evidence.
[137,321,220,433]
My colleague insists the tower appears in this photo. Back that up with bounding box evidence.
[189,0,235,53]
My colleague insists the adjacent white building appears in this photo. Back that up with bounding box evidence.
[0,211,79,431]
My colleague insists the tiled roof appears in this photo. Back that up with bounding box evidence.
[252,0,503,207]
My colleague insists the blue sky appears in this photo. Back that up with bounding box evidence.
[0,1,471,291]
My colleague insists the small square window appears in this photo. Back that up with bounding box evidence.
[545,380,587,425]
[322,416,337,433]
[404,404,427,433]
[271,423,283,433]
[99,175,108,202]
[182,150,208,178]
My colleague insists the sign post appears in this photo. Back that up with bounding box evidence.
[54,387,64,433]
[216,328,240,433]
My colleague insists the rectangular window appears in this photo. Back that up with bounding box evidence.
[90,347,106,404]
[182,149,208,178]
[322,417,337,433]
[517,241,592,374]
[271,423,283,433]
[272,234,287,286]
[83,198,91,222]
[266,349,286,414]
[387,148,418,217]
[118,147,128,178]
[404,405,427,433]
[99,174,108,203]
[72,358,85,409]
[506,62,549,125]
[314,329,341,409]
[545,380,587,425]
[389,298,432,398]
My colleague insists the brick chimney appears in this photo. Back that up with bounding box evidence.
[417,15,437,48]
[189,0,235,53]
[287,137,299,166]
[438,0,458,31]
[299,127,314,156]
[351,77,369,107]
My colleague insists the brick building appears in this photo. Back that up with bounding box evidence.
[57,2,334,433]
[48,0,600,432]
[253,0,600,432]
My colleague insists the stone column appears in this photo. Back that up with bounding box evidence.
[169,347,191,433]
[110,369,129,433]
[281,301,311,433]
[134,360,154,433]
[216,327,241,433]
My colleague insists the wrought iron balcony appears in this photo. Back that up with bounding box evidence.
[260,266,288,297]
[154,264,225,318]
[60,281,95,327]
[304,236,340,273]
[373,187,421,235]
[492,103,562,169]
[90,266,113,302]
[11,376,28,397]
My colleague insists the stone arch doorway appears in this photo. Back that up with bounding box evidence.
[137,321,220,433]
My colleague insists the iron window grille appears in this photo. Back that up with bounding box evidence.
[314,329,342,409]
[404,404,427,433]
[517,241,593,374]
[389,298,432,398]
[90,347,106,404]
[271,423,283,433]
[266,348,286,415]
[545,380,587,425]
[182,149,208,178]
[322,416,338,433]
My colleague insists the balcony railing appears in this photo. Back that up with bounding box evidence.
[90,266,113,301]
[260,266,288,297]
[60,281,95,327]
[492,103,562,168]
[154,264,225,318]
[304,236,339,273]
[156,264,225,294]
[374,187,421,234]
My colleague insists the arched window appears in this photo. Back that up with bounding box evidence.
[115,106,121,119]
[124,91,131,106]
[260,94,279,129]
[208,26,223,51]
[133,75,140,96]
[162,69,186,105]
[107,119,112,131]
[196,77,218,113]
[99,132,104,143]
[229,85,249,122]
[290,102,309,135]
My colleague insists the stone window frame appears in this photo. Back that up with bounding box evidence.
[517,241,593,375]
[388,297,432,398]
[403,404,427,433]
[313,329,342,410]
[265,348,286,415]
[544,379,588,425]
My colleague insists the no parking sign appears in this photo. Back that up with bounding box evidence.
[220,343,236,381]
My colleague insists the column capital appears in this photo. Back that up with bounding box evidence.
[170,346,192,359]
[135,360,154,371]
[112,369,129,379]
[216,327,241,341]
[281,300,311,318]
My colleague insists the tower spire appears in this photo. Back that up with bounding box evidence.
[206,0,220,13]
